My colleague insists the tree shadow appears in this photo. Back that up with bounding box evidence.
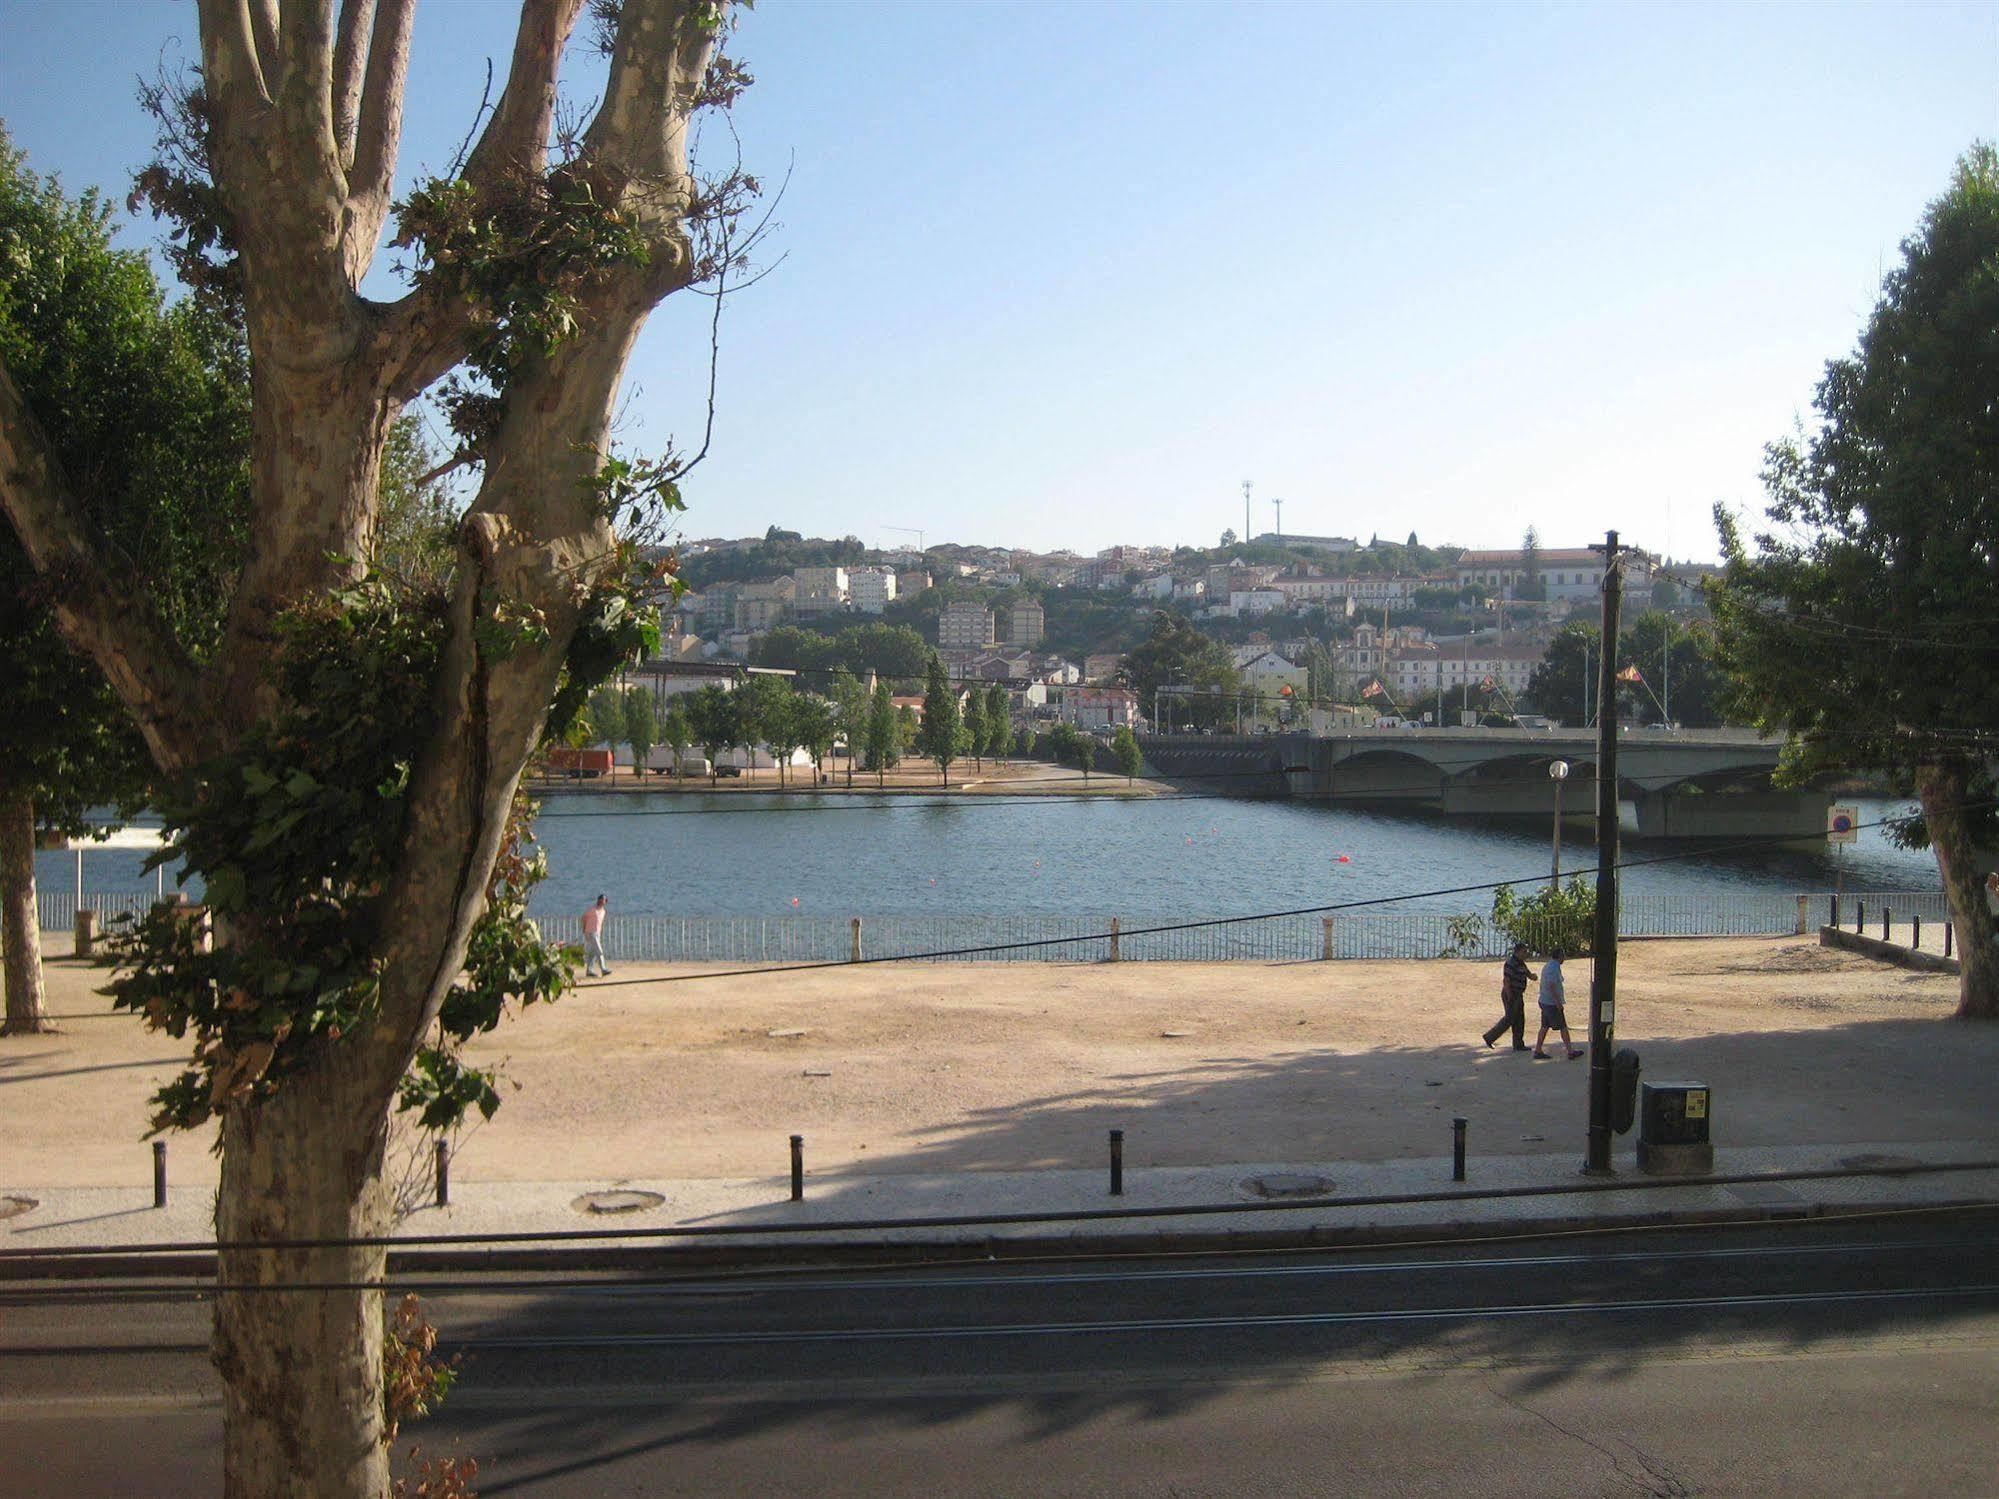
[438,1012,1999,1495]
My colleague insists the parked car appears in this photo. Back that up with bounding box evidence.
[713,762,743,777]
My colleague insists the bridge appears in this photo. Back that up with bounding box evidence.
[1139,727,1829,840]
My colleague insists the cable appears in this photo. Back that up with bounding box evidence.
[575,801,1965,985]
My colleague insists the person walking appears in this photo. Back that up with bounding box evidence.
[1483,941,1536,1051]
[1533,947,1582,1059]
[581,893,612,978]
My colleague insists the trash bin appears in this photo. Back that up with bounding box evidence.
[1636,1080,1713,1176]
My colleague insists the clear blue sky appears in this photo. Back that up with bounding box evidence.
[2,1,1994,558]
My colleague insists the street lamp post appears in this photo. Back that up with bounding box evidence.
[1549,759,1570,887]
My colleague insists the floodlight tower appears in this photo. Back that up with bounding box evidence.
[1241,481,1252,545]
[1273,497,1284,541]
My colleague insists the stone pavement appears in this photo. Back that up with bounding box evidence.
[6,929,1997,1269]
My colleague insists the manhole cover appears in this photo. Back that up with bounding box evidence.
[571,1189,666,1215]
[1839,1154,1924,1172]
[1238,1173,1337,1200]
[0,1195,36,1221]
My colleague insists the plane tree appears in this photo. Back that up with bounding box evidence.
[0,4,749,1492]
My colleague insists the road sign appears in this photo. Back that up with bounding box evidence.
[1827,805,1859,844]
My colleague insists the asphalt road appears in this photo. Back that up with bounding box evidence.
[4,1209,1998,1496]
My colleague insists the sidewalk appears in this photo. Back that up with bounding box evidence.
[6,931,1996,1268]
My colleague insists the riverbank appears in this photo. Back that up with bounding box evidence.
[8,933,1986,1196]
[526,756,1171,797]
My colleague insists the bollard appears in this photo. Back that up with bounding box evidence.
[790,1134,804,1201]
[1452,1117,1467,1182]
[850,916,863,964]
[1795,895,1809,937]
[434,1139,450,1208]
[1322,915,1335,961]
[1829,892,1840,930]
[74,906,99,959]
[1912,915,1921,951]
[1946,921,1954,958]
[153,1140,167,1208]
[1108,917,1121,963]
[1109,1128,1124,1196]
[1882,907,1891,942]
[1856,900,1865,934]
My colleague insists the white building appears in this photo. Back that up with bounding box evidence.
[791,565,850,618]
[939,600,995,649]
[848,567,898,614]
[1228,588,1288,617]
[1385,637,1545,703]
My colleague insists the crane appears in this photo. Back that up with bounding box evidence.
[882,525,925,553]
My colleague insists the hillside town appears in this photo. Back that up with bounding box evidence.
[629,527,1723,747]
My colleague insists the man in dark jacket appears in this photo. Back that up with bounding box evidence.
[1483,942,1536,1051]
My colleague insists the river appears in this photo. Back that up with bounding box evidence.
[38,793,1939,925]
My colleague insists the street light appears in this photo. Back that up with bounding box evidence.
[1549,759,1571,887]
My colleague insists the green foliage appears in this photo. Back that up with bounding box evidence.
[1014,725,1036,758]
[392,167,650,454]
[750,621,929,681]
[107,580,577,1133]
[620,685,657,768]
[371,417,458,592]
[1075,736,1097,778]
[864,681,898,777]
[685,684,743,777]
[1111,725,1143,782]
[984,683,1011,760]
[1122,612,1240,729]
[1449,879,1597,958]
[680,533,867,588]
[919,656,960,779]
[659,699,691,772]
[1708,145,1999,829]
[961,688,987,768]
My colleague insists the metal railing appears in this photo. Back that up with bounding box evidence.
[44,888,1954,962]
[528,890,1952,965]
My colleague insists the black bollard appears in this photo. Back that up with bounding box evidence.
[1830,892,1840,930]
[1946,921,1954,958]
[790,1134,804,1202]
[1913,915,1922,951]
[1857,900,1865,934]
[1109,1129,1124,1196]
[435,1139,450,1208]
[1883,907,1891,942]
[1452,1117,1467,1182]
[152,1140,167,1209]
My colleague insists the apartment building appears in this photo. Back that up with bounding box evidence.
[791,565,850,618]
[1008,598,1045,646]
[938,600,995,649]
[848,567,898,614]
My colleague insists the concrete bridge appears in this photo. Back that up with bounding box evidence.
[1140,726,1830,840]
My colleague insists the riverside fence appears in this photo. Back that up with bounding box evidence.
[41,889,1956,963]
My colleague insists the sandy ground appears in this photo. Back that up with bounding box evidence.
[7,933,1992,1196]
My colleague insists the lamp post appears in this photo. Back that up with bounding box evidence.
[1549,759,1570,888]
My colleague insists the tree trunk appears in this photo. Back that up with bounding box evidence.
[0,789,49,1036]
[213,1068,392,1499]
[1915,759,1999,1020]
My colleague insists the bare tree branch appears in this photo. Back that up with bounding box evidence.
[195,0,273,109]
[248,0,284,89]
[464,0,586,186]
[331,0,379,162]
[0,360,208,771]
[344,0,418,279]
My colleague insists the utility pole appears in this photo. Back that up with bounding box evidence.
[1584,529,1626,1175]
[1273,497,1284,540]
[1241,480,1252,547]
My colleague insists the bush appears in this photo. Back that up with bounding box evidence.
[1447,877,1597,957]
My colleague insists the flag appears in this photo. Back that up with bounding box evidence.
[1362,681,1383,699]
[1616,665,1644,684]
[1479,675,1496,690]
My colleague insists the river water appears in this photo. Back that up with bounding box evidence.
[38,793,1938,924]
[521,792,1936,920]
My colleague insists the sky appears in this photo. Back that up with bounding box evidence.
[2,2,1995,560]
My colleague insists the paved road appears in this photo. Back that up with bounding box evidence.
[4,1210,1998,1496]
